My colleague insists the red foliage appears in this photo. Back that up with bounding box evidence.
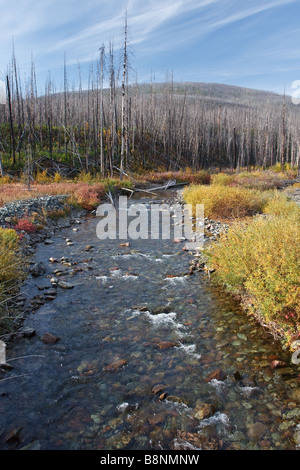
[14,217,37,234]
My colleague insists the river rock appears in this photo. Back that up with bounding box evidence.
[16,327,36,339]
[176,431,220,450]
[204,368,227,382]
[5,426,23,443]
[270,360,287,369]
[290,389,300,404]
[152,384,167,395]
[41,332,60,344]
[30,262,46,277]
[104,359,127,372]
[58,281,74,289]
[247,421,267,441]
[50,277,59,286]
[156,341,178,350]
[151,305,172,315]
[193,402,215,421]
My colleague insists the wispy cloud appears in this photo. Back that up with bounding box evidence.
[0,0,299,93]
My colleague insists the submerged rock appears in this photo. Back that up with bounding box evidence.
[152,384,167,395]
[204,368,227,383]
[41,332,60,344]
[193,402,215,421]
[104,359,127,372]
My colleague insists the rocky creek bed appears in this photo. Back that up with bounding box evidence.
[0,189,300,450]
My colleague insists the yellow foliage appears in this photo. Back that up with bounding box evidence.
[206,212,300,348]
[183,184,266,219]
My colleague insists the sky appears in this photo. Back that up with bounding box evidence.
[0,0,300,96]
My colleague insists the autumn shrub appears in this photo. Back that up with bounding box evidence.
[69,183,106,210]
[183,184,266,219]
[14,217,38,234]
[206,213,300,348]
[211,173,235,186]
[0,228,24,296]
[35,170,52,184]
[136,170,211,185]
[263,191,300,219]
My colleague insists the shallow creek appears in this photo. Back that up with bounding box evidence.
[0,191,299,450]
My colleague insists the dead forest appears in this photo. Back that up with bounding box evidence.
[1,43,300,179]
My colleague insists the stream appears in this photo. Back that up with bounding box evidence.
[0,190,299,451]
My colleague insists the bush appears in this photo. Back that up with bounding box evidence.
[0,228,24,292]
[206,213,300,348]
[211,173,235,186]
[263,191,300,219]
[14,217,38,234]
[183,184,266,219]
[69,183,106,210]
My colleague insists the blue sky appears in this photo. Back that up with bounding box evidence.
[0,0,299,95]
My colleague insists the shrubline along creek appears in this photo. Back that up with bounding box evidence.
[0,190,300,450]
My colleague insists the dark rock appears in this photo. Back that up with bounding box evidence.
[5,426,22,443]
[204,368,227,382]
[0,363,14,371]
[151,305,172,315]
[30,262,46,277]
[241,375,257,388]
[233,371,242,381]
[16,327,36,339]
[270,359,287,369]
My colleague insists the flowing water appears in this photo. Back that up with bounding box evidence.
[0,191,299,450]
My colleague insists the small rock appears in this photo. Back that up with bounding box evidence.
[120,242,130,247]
[16,327,36,339]
[152,384,167,395]
[204,368,227,382]
[30,262,46,277]
[58,281,74,289]
[247,422,267,441]
[84,245,94,251]
[270,360,287,369]
[50,277,59,286]
[194,402,215,420]
[151,305,172,315]
[104,359,127,372]
[132,305,149,312]
[159,392,168,400]
[44,239,54,245]
[41,332,60,344]
[291,389,300,404]
[49,257,58,263]
[5,427,22,443]
[156,341,178,350]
